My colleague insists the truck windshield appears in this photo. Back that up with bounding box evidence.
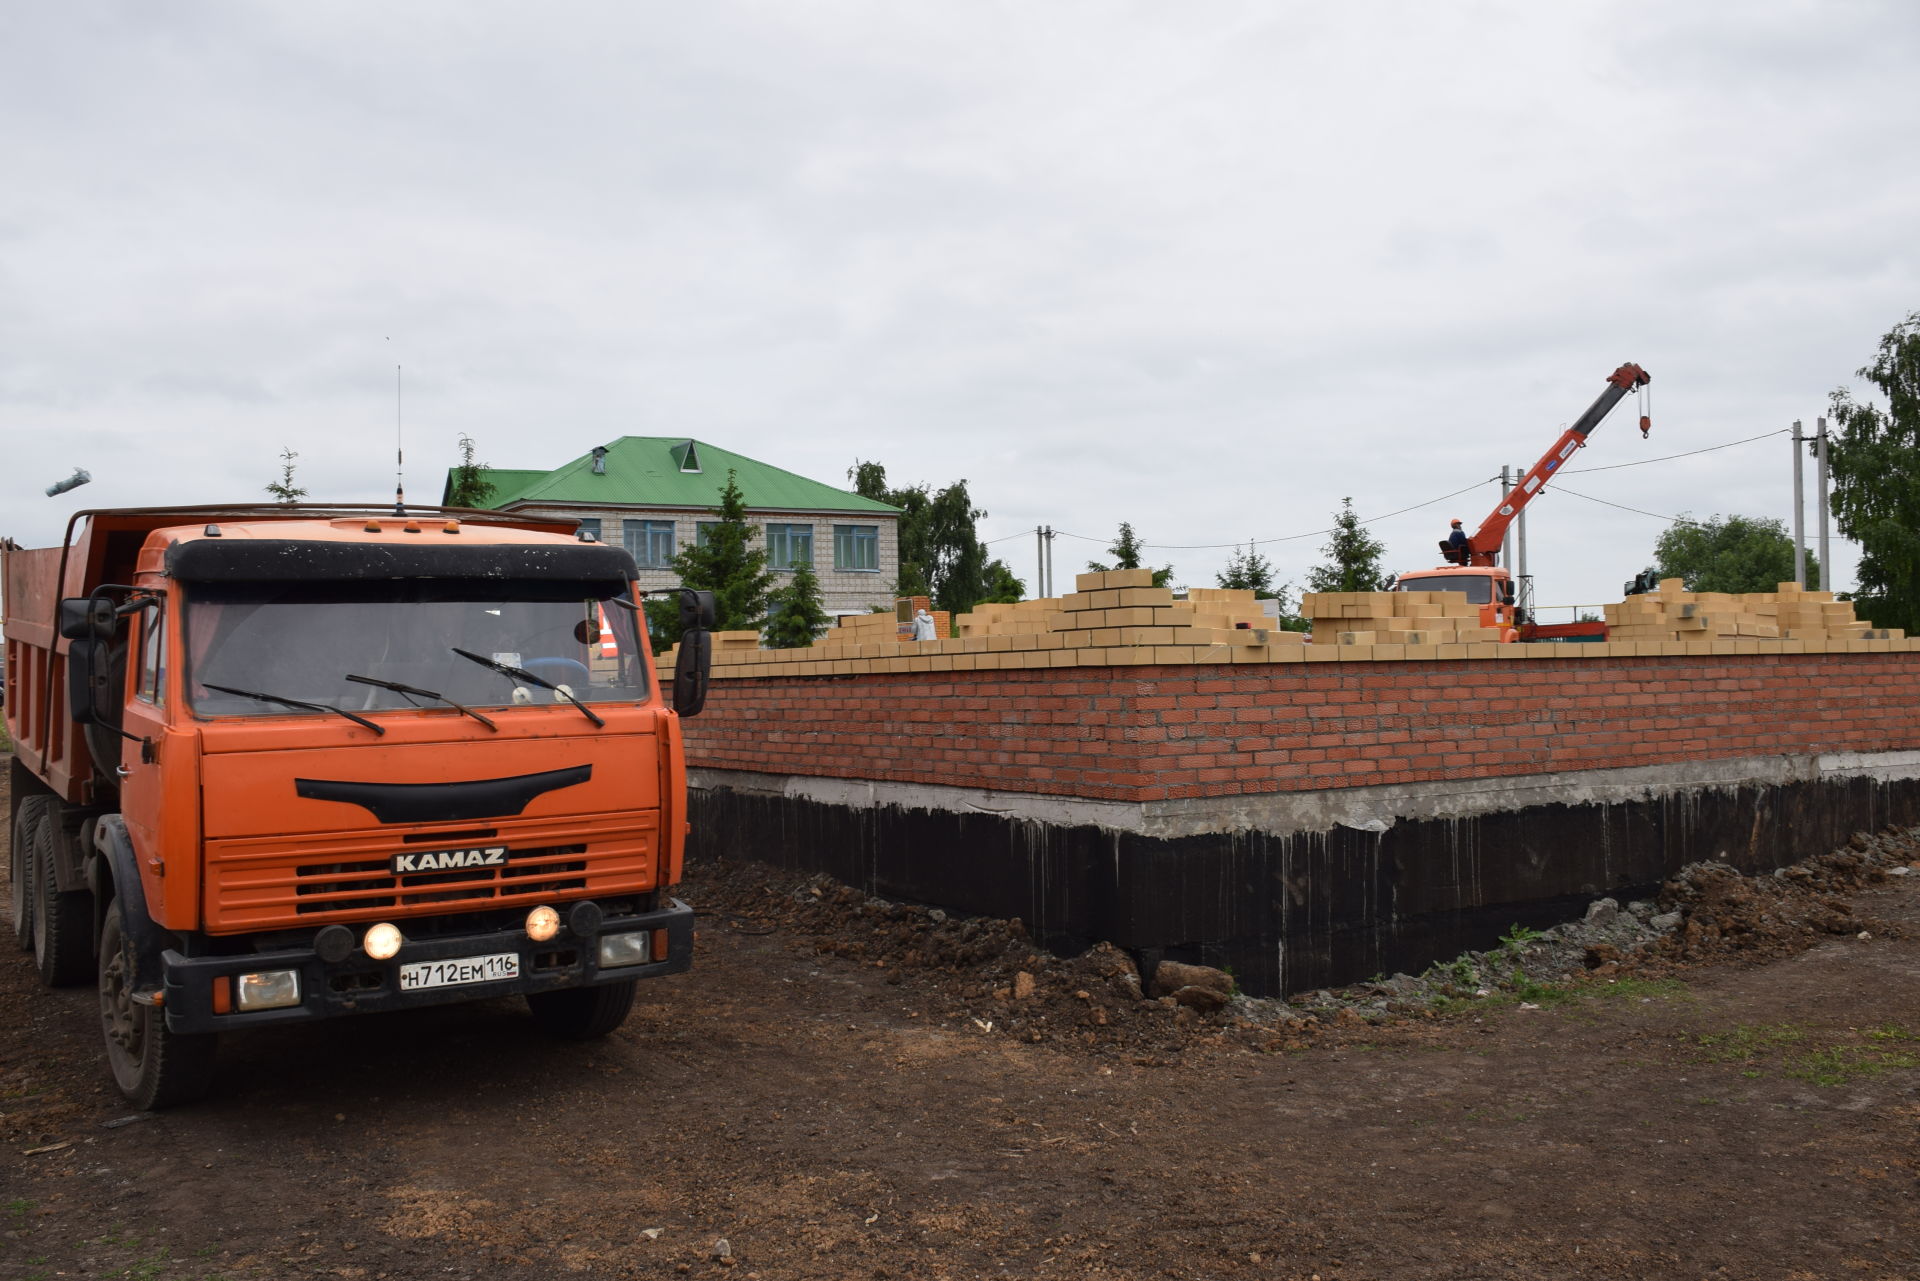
[183,578,648,720]
[1395,575,1494,605]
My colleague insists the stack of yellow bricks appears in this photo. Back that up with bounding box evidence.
[663,569,1314,676]
[1602,579,1902,645]
[1301,591,1507,656]
[661,576,1919,677]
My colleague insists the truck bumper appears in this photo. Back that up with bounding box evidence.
[158,898,694,1034]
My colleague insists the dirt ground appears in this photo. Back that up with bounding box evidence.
[3,760,1919,1281]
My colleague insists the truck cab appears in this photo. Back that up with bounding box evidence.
[5,505,713,1108]
[1390,565,1520,640]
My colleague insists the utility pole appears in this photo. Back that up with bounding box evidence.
[1515,461,1530,619]
[1499,466,1514,571]
[1791,421,1807,586]
[1044,526,1055,598]
[1815,417,1831,593]
[1036,526,1046,599]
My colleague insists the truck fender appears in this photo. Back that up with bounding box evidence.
[91,815,168,990]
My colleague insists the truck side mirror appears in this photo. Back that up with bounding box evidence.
[59,595,126,727]
[677,589,716,632]
[65,636,117,727]
[671,589,715,718]
[58,596,116,641]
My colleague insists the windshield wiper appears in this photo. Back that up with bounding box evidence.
[200,682,386,736]
[344,675,498,732]
[449,648,605,728]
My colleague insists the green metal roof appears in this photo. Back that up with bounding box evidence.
[443,438,898,515]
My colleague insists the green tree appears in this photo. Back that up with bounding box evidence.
[265,447,308,504]
[1217,543,1276,597]
[981,559,1026,604]
[641,598,681,656]
[762,561,831,648]
[1829,311,1920,631]
[1304,498,1387,594]
[666,469,773,633]
[849,460,1009,613]
[446,433,497,508]
[1087,521,1174,587]
[1649,514,1818,595]
[1217,544,1309,630]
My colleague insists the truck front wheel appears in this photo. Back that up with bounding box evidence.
[98,899,216,1109]
[526,979,636,1040]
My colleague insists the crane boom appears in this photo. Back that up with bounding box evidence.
[1457,362,1651,566]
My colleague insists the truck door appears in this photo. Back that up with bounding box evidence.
[117,606,177,921]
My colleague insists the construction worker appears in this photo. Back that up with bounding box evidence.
[1445,519,1471,565]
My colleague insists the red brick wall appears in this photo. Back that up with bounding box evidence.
[678,654,1920,803]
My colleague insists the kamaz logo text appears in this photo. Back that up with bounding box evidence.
[391,846,508,874]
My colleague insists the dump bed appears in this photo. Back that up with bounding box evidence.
[4,505,579,802]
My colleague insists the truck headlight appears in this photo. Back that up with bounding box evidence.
[526,905,560,942]
[598,932,650,969]
[236,969,302,1011]
[364,922,404,960]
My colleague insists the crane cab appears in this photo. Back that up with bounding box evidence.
[1390,565,1520,640]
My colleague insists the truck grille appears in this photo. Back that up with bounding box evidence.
[203,817,656,933]
[294,845,588,915]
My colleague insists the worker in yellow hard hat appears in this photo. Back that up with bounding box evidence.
[1445,518,1470,565]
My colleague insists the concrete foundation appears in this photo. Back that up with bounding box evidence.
[689,750,1920,995]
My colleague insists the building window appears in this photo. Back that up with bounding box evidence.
[694,521,719,549]
[575,517,603,542]
[624,519,676,568]
[765,523,813,571]
[834,524,879,572]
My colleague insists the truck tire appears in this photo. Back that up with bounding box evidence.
[98,898,216,1109]
[10,795,51,951]
[32,812,95,987]
[526,979,637,1040]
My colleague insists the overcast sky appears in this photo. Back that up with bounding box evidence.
[4,1,1916,616]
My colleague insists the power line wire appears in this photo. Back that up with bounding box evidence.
[1551,485,1704,526]
[1559,428,1789,475]
[1049,475,1501,552]
[990,425,1784,553]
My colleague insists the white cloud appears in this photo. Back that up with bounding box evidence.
[3,0,1913,610]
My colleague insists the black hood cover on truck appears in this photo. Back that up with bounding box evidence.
[295,764,594,823]
[166,538,639,583]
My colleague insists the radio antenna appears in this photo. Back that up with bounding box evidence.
[394,363,406,515]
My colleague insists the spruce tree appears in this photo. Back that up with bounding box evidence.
[265,448,308,504]
[1087,521,1174,587]
[667,469,773,632]
[1217,544,1308,630]
[763,561,831,648]
[1304,498,1387,594]
[446,434,497,508]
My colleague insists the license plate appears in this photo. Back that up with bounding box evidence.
[398,952,520,991]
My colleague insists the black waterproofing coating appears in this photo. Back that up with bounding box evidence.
[165,538,639,583]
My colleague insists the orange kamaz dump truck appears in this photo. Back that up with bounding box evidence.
[3,504,714,1108]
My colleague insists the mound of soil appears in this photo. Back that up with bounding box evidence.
[683,860,1265,1062]
[683,824,1920,1052]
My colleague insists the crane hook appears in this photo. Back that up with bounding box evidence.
[1638,382,1651,438]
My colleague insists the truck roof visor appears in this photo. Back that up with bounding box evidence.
[165,539,638,584]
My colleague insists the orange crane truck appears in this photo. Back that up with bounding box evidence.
[4,504,714,1108]
[1390,362,1651,641]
